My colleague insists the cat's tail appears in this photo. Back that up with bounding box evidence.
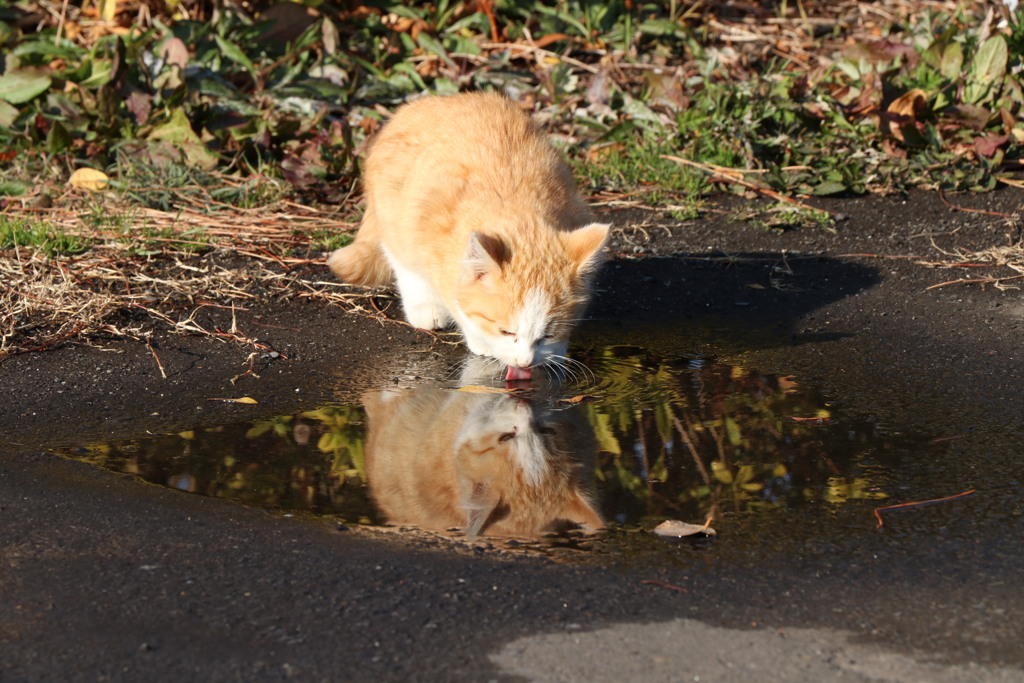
[326,206,393,288]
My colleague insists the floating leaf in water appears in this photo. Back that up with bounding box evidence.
[653,519,717,538]
[68,168,110,191]
[457,385,523,394]
[207,396,259,404]
[784,415,834,425]
[559,394,598,404]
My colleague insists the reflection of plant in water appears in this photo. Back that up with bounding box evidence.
[55,350,903,529]
[55,405,374,520]
[581,346,890,526]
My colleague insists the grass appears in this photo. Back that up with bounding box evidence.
[2,1,1023,358]
[737,203,837,233]
[2,1,1021,204]
[310,231,353,252]
[0,215,91,256]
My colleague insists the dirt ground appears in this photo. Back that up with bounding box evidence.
[3,188,1024,680]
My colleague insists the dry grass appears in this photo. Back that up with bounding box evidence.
[0,200,397,362]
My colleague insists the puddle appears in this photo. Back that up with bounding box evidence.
[49,345,932,553]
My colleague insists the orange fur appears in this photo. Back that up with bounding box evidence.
[363,387,603,538]
[328,93,609,371]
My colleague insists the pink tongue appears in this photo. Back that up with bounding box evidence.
[505,365,532,381]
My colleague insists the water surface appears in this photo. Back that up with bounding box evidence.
[52,345,930,546]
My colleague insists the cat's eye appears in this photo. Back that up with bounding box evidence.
[499,328,515,336]
[498,431,516,443]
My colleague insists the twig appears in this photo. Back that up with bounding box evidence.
[662,155,831,215]
[924,274,1024,290]
[145,337,168,379]
[480,41,600,74]
[671,411,711,484]
[937,190,1013,218]
[874,489,977,528]
[641,580,689,594]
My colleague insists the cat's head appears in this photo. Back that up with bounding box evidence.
[453,395,603,536]
[451,224,609,377]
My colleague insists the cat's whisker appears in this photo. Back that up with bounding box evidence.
[542,359,569,384]
[547,355,595,386]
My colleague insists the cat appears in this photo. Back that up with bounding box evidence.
[362,386,603,538]
[327,92,609,382]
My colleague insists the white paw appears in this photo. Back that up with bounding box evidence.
[405,303,451,330]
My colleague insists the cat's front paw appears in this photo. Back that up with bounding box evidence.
[405,304,452,330]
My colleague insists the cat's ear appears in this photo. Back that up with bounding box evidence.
[463,232,510,281]
[562,222,610,275]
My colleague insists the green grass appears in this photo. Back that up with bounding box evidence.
[310,231,353,252]
[0,216,91,256]
[736,203,836,233]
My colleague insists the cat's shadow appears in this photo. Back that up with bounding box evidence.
[586,252,881,350]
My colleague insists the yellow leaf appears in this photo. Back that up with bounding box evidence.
[68,168,109,191]
[207,396,259,404]
[711,461,734,484]
[98,0,118,22]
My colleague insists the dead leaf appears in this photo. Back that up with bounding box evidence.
[558,394,598,404]
[68,168,110,191]
[456,385,522,394]
[886,89,928,143]
[207,396,259,404]
[653,519,717,538]
[973,132,1009,158]
[784,416,834,425]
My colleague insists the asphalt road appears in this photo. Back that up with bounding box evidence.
[3,190,1024,681]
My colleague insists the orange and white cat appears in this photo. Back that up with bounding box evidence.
[362,386,603,537]
[327,92,609,381]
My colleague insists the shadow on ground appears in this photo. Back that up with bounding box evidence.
[586,252,880,353]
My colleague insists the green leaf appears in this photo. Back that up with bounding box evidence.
[0,99,18,127]
[416,32,458,71]
[214,35,257,77]
[0,181,32,197]
[940,42,963,82]
[0,68,52,104]
[47,119,72,153]
[965,36,1007,104]
[147,108,219,169]
[12,40,84,62]
[971,35,1008,83]
[813,180,848,196]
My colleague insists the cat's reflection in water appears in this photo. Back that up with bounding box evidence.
[362,387,602,538]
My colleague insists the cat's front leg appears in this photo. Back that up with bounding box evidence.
[385,250,453,330]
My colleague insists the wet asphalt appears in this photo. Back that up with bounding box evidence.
[3,190,1024,681]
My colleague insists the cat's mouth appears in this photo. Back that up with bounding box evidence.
[505,366,533,381]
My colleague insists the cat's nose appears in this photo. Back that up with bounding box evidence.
[512,349,536,368]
